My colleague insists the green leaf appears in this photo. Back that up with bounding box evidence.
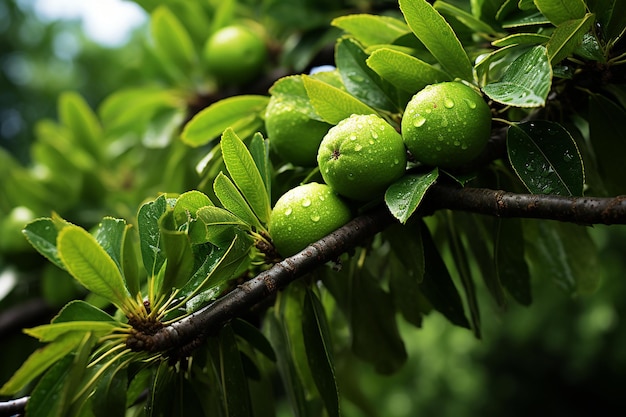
[59,92,102,161]
[367,48,451,93]
[159,211,195,295]
[0,331,84,395]
[302,75,377,124]
[482,45,551,107]
[547,14,595,64]
[151,6,196,71]
[434,1,501,37]
[92,362,128,417]
[335,37,398,111]
[331,14,410,46]
[25,321,118,342]
[25,354,73,417]
[399,0,474,81]
[420,223,471,328]
[213,172,264,232]
[122,226,140,297]
[93,217,128,277]
[23,218,66,269]
[534,0,586,25]
[588,94,626,195]
[491,33,551,47]
[58,225,131,311]
[221,128,271,225]
[525,221,600,295]
[249,132,272,199]
[138,195,168,277]
[351,267,407,374]
[303,289,339,417]
[269,75,321,120]
[385,169,439,223]
[194,205,250,245]
[52,300,115,323]
[208,325,252,417]
[495,217,532,305]
[507,121,584,196]
[232,318,277,362]
[173,190,213,227]
[181,95,269,147]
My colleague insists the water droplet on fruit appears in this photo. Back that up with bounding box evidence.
[302,199,311,207]
[350,134,357,141]
[319,195,325,201]
[461,144,468,150]
[284,208,292,216]
[413,116,426,127]
[355,144,363,151]
[464,98,477,109]
[369,140,374,145]
[438,135,444,142]
[441,119,448,127]
[444,98,455,108]
[371,130,379,139]
[310,215,320,222]
[425,108,432,114]
[436,145,442,151]
[454,140,461,146]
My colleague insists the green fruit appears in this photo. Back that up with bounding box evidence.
[401,81,492,169]
[203,24,267,85]
[265,95,332,166]
[269,183,352,257]
[317,114,407,201]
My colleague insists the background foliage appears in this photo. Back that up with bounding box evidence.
[1,0,626,416]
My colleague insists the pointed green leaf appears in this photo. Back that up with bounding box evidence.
[93,217,128,276]
[0,332,84,395]
[208,325,252,417]
[122,225,140,297]
[138,195,168,276]
[367,48,451,93]
[534,0,586,25]
[194,205,250,245]
[434,1,501,37]
[399,0,474,81]
[385,169,439,223]
[547,14,595,64]
[351,268,407,374]
[23,218,65,269]
[420,223,470,328]
[25,354,73,417]
[491,33,551,47]
[181,95,269,147]
[302,75,377,124]
[151,6,196,70]
[25,321,118,342]
[336,37,398,111]
[507,121,584,196]
[159,210,195,295]
[58,225,131,311]
[213,172,264,232]
[59,92,102,161]
[482,45,551,107]
[249,132,272,198]
[303,289,339,417]
[332,14,410,46]
[495,217,532,305]
[525,221,600,295]
[52,300,116,323]
[173,190,213,227]
[221,128,271,225]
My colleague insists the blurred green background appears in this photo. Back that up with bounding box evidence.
[2,1,626,416]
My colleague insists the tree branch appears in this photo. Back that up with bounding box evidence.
[129,184,626,354]
[427,184,626,225]
[0,396,28,417]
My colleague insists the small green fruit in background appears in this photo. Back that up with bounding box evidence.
[401,81,492,169]
[203,24,267,85]
[317,114,407,201]
[265,95,332,167]
[269,183,352,257]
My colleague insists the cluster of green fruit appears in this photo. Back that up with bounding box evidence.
[267,81,492,257]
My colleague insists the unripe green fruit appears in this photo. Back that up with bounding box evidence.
[401,81,492,169]
[203,25,267,85]
[269,183,352,257]
[265,95,332,167]
[317,114,407,201]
